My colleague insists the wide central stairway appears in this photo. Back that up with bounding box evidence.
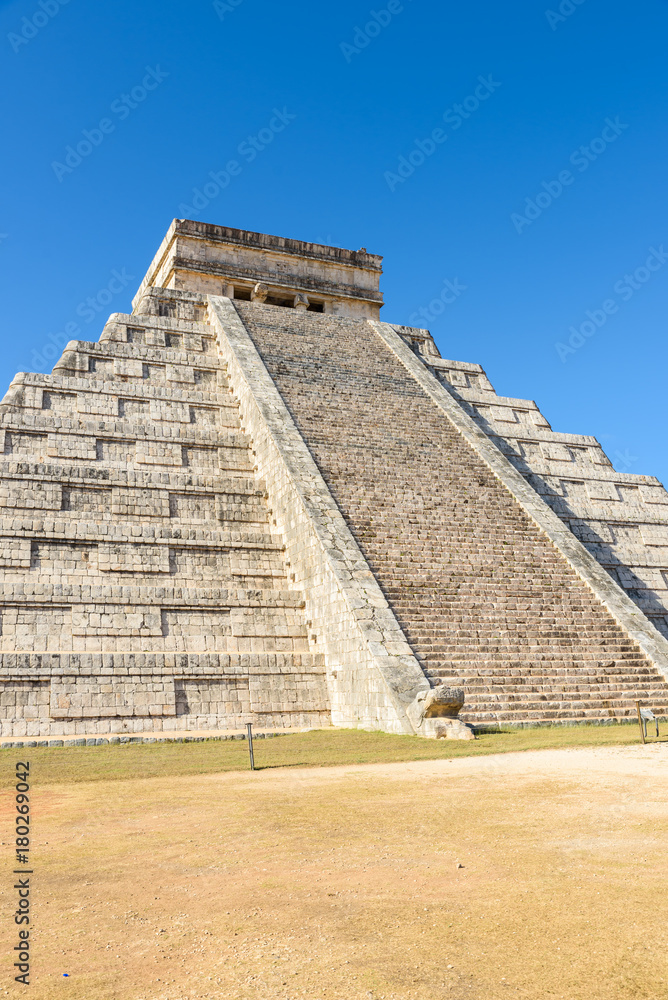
[238,301,668,727]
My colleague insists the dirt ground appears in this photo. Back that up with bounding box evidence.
[3,742,668,1000]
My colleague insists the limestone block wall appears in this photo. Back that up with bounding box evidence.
[0,295,330,736]
[133,220,384,319]
[400,327,668,640]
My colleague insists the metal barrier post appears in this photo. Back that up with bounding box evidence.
[635,700,646,745]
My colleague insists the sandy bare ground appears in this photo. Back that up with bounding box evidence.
[2,744,668,1000]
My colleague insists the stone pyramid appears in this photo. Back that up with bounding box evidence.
[1,219,667,738]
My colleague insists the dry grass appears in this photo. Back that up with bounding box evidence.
[1,730,667,1000]
[8,722,662,787]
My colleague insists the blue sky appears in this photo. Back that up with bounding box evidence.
[1,0,667,484]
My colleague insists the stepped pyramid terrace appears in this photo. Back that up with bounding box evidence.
[1,218,668,738]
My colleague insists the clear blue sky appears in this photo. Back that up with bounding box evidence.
[1,0,667,484]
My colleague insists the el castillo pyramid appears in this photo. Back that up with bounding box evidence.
[1,219,668,739]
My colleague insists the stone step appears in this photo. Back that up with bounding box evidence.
[2,414,246,442]
[19,559,289,582]
[460,690,668,708]
[458,687,668,705]
[0,583,306,608]
[0,649,325,670]
[429,679,664,694]
[1,441,254,474]
[0,463,267,497]
[445,667,668,683]
[77,340,223,367]
[0,635,312,656]
[5,373,232,406]
[462,707,667,724]
[425,661,656,677]
[422,655,645,669]
[0,522,283,549]
[415,635,636,644]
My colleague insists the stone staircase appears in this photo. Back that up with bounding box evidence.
[236,300,668,727]
[0,292,330,736]
[398,336,668,643]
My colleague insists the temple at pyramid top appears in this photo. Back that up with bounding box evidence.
[133,219,384,319]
